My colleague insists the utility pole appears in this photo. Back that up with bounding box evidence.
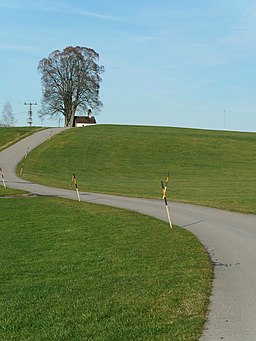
[24,102,37,126]
[223,109,226,129]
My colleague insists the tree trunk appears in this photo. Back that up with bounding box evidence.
[64,109,75,127]
[65,112,75,127]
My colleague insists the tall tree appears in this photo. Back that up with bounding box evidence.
[1,101,15,127]
[38,46,104,127]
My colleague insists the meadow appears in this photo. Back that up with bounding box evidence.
[0,127,41,196]
[0,126,42,152]
[0,197,211,340]
[0,125,213,339]
[0,186,27,197]
[20,124,256,214]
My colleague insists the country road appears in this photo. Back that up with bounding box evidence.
[1,127,256,340]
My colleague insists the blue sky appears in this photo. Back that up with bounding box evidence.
[0,0,255,131]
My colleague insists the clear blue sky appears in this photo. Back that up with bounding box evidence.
[0,0,255,131]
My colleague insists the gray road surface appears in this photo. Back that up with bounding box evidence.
[1,128,256,340]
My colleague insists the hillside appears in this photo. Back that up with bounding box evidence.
[20,124,256,214]
[0,127,42,151]
[0,127,43,196]
[0,196,211,340]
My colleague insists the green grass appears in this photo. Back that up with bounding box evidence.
[0,197,212,340]
[20,124,256,214]
[0,127,41,195]
[0,126,43,151]
[0,186,27,197]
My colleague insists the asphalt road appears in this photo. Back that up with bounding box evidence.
[1,127,256,340]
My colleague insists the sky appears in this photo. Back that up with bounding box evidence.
[0,0,256,131]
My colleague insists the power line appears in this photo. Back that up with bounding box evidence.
[13,111,27,116]
[24,102,37,126]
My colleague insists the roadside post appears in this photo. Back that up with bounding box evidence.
[20,147,29,175]
[25,147,29,158]
[0,167,6,188]
[161,173,172,228]
[70,173,81,202]
[20,161,24,175]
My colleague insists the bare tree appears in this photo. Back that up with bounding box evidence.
[1,101,16,127]
[38,46,104,127]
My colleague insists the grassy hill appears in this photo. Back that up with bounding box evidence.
[0,126,42,151]
[0,127,42,196]
[21,124,256,214]
[0,197,211,340]
[0,125,213,339]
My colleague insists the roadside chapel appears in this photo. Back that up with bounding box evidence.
[73,109,96,127]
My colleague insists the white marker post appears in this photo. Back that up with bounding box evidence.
[71,173,81,202]
[0,167,6,188]
[20,162,24,175]
[161,173,172,228]
[20,147,29,174]
[25,147,29,158]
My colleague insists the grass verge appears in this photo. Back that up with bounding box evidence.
[0,197,212,340]
[0,127,43,195]
[20,125,256,214]
[0,126,43,151]
[0,186,27,197]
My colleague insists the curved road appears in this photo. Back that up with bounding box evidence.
[1,128,256,340]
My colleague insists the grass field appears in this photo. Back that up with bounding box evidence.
[20,124,256,214]
[0,127,41,196]
[0,197,211,340]
[0,126,42,152]
[0,186,27,197]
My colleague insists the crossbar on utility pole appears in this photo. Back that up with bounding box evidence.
[24,102,37,126]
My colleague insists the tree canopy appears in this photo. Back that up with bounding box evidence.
[38,46,104,127]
